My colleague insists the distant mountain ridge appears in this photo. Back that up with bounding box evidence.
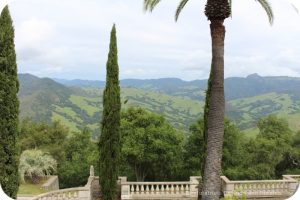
[54,73,300,101]
[19,73,300,137]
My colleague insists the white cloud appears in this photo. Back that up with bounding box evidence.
[7,0,300,80]
[16,18,55,47]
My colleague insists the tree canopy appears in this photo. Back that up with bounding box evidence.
[120,107,184,181]
[59,128,98,188]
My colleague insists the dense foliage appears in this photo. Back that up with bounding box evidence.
[120,107,184,181]
[0,6,20,198]
[182,115,300,181]
[59,128,98,188]
[183,118,245,179]
[19,119,68,164]
[17,113,300,193]
[242,115,293,180]
[18,120,98,188]
[99,24,121,200]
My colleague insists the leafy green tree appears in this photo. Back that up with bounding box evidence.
[143,1,274,199]
[120,107,184,181]
[276,131,300,175]
[99,24,121,200]
[221,120,246,179]
[59,128,98,188]
[19,149,57,184]
[183,118,245,179]
[19,119,68,164]
[244,115,292,179]
[183,119,205,178]
[0,6,20,198]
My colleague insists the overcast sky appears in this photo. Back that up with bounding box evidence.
[5,0,300,80]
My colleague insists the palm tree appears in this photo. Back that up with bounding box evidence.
[144,0,273,199]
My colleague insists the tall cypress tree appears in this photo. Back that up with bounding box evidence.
[99,24,121,200]
[0,6,20,198]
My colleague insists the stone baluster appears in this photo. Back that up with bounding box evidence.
[151,184,155,194]
[162,184,165,194]
[130,185,134,194]
[146,185,149,194]
[170,184,174,194]
[175,184,179,194]
[167,184,171,194]
[136,184,140,194]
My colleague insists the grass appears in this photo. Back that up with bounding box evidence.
[40,87,300,137]
[51,112,79,133]
[70,95,99,116]
[18,181,48,195]
[54,105,82,122]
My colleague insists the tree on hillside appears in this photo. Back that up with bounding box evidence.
[120,107,184,181]
[0,6,20,198]
[19,150,57,184]
[99,24,121,200]
[143,1,274,199]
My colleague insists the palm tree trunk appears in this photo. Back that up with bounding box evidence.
[201,19,226,200]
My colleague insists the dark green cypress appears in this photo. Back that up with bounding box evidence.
[99,24,121,200]
[0,6,20,198]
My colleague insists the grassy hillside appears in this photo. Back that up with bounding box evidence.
[19,74,300,138]
[50,87,204,137]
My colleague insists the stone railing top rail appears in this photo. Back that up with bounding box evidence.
[221,175,298,184]
[227,180,297,184]
[121,181,192,185]
[31,186,89,200]
[283,175,300,180]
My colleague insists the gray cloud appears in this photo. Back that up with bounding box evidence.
[8,0,300,80]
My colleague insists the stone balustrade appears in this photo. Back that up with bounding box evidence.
[31,166,95,200]
[221,175,299,199]
[120,176,200,200]
[31,187,90,200]
[29,166,299,200]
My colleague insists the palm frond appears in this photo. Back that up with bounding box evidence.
[175,0,189,21]
[229,0,232,17]
[256,0,274,25]
[144,0,161,12]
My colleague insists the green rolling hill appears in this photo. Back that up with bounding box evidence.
[19,73,300,138]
